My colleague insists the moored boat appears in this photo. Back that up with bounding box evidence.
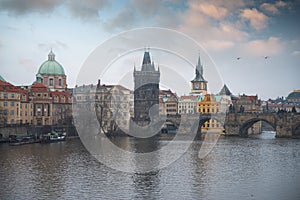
[40,131,66,143]
[9,135,37,146]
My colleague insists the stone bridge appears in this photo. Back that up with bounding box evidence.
[166,112,300,138]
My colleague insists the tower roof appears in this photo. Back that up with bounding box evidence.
[219,84,232,95]
[38,50,65,76]
[141,51,155,71]
[191,56,206,82]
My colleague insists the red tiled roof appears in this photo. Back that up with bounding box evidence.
[0,80,22,92]
[50,91,72,103]
[31,82,48,92]
[179,95,198,100]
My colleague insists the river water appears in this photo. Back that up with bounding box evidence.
[1,132,300,200]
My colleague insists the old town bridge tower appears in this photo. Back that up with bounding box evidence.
[133,51,160,126]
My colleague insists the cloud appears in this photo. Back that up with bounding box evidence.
[38,41,68,52]
[65,0,109,21]
[189,2,229,20]
[0,0,63,15]
[202,40,235,52]
[105,7,136,31]
[240,8,268,30]
[260,1,287,14]
[241,37,285,57]
[292,51,300,56]
[131,0,161,17]
[0,0,108,21]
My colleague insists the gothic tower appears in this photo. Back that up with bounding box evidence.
[191,56,207,95]
[133,51,160,125]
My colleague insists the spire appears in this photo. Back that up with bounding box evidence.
[191,55,206,82]
[142,51,151,65]
[196,55,203,76]
[48,49,55,61]
[141,51,155,71]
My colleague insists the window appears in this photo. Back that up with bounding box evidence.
[10,110,14,115]
[11,102,14,106]
[59,79,62,86]
[4,102,7,107]
[11,93,15,98]
[20,103,22,108]
[4,93,8,98]
[50,78,54,86]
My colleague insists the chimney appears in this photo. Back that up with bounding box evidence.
[97,79,101,88]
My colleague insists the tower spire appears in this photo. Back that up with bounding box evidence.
[196,55,203,76]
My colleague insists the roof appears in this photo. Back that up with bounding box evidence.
[0,80,22,92]
[51,91,72,103]
[179,95,199,100]
[287,90,300,99]
[38,50,65,76]
[219,84,232,95]
[140,51,156,72]
[31,82,48,92]
[191,56,206,82]
[0,75,6,82]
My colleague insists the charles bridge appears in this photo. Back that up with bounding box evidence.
[166,112,300,138]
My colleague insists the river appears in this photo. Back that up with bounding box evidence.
[1,131,300,200]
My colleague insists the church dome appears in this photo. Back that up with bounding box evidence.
[38,50,65,76]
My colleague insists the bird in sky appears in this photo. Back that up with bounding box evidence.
[237,57,241,60]
[264,56,269,59]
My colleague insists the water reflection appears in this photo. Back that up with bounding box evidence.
[0,137,300,199]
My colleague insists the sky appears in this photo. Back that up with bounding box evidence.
[0,0,299,100]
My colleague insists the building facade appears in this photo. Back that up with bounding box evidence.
[197,94,222,133]
[178,95,203,114]
[159,89,178,115]
[0,51,72,126]
[133,51,160,125]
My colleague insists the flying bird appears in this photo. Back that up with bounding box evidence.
[264,56,269,59]
[237,57,241,60]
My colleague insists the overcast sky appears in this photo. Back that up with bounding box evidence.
[0,0,299,100]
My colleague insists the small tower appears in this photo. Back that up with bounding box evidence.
[133,51,160,125]
[191,56,207,95]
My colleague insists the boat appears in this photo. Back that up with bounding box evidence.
[9,135,37,146]
[40,131,66,143]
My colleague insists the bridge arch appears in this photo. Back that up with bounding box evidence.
[240,118,276,136]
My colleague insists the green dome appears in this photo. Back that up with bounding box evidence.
[38,50,65,76]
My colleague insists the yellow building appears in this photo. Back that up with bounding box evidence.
[0,80,22,125]
[197,94,223,133]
